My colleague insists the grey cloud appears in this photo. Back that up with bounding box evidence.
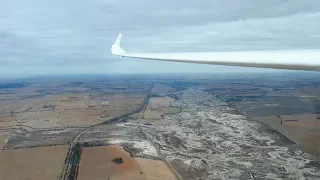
[125,11,320,52]
[96,0,320,30]
[1,0,320,75]
[0,31,13,39]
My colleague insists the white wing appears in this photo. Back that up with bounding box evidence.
[111,33,320,71]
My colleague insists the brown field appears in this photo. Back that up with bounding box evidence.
[255,114,320,156]
[151,83,173,94]
[0,78,148,129]
[78,145,146,180]
[136,158,176,180]
[0,118,13,128]
[148,97,175,109]
[0,145,68,180]
[143,97,179,120]
[0,93,144,128]
[77,145,176,180]
[0,135,7,148]
[143,109,163,120]
[279,114,320,128]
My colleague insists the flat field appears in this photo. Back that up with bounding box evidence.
[256,114,320,156]
[77,145,175,180]
[77,145,147,180]
[136,158,176,180]
[0,78,147,128]
[143,96,180,120]
[0,145,68,180]
[0,135,7,148]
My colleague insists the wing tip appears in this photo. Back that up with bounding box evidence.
[111,33,126,56]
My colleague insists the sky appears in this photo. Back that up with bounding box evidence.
[1,0,320,77]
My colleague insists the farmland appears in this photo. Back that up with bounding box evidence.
[0,145,68,180]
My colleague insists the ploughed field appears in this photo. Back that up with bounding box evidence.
[0,77,148,129]
[0,145,68,180]
[77,145,176,180]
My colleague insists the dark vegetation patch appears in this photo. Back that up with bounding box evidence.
[163,81,203,92]
[0,82,25,89]
[69,81,84,85]
[167,93,180,100]
[67,143,82,180]
[110,87,127,90]
[112,157,123,164]
[43,105,56,110]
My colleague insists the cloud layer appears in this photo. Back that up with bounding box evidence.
[1,0,320,76]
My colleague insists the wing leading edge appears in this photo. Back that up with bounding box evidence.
[111,33,320,71]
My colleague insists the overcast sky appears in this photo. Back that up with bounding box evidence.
[1,0,320,77]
